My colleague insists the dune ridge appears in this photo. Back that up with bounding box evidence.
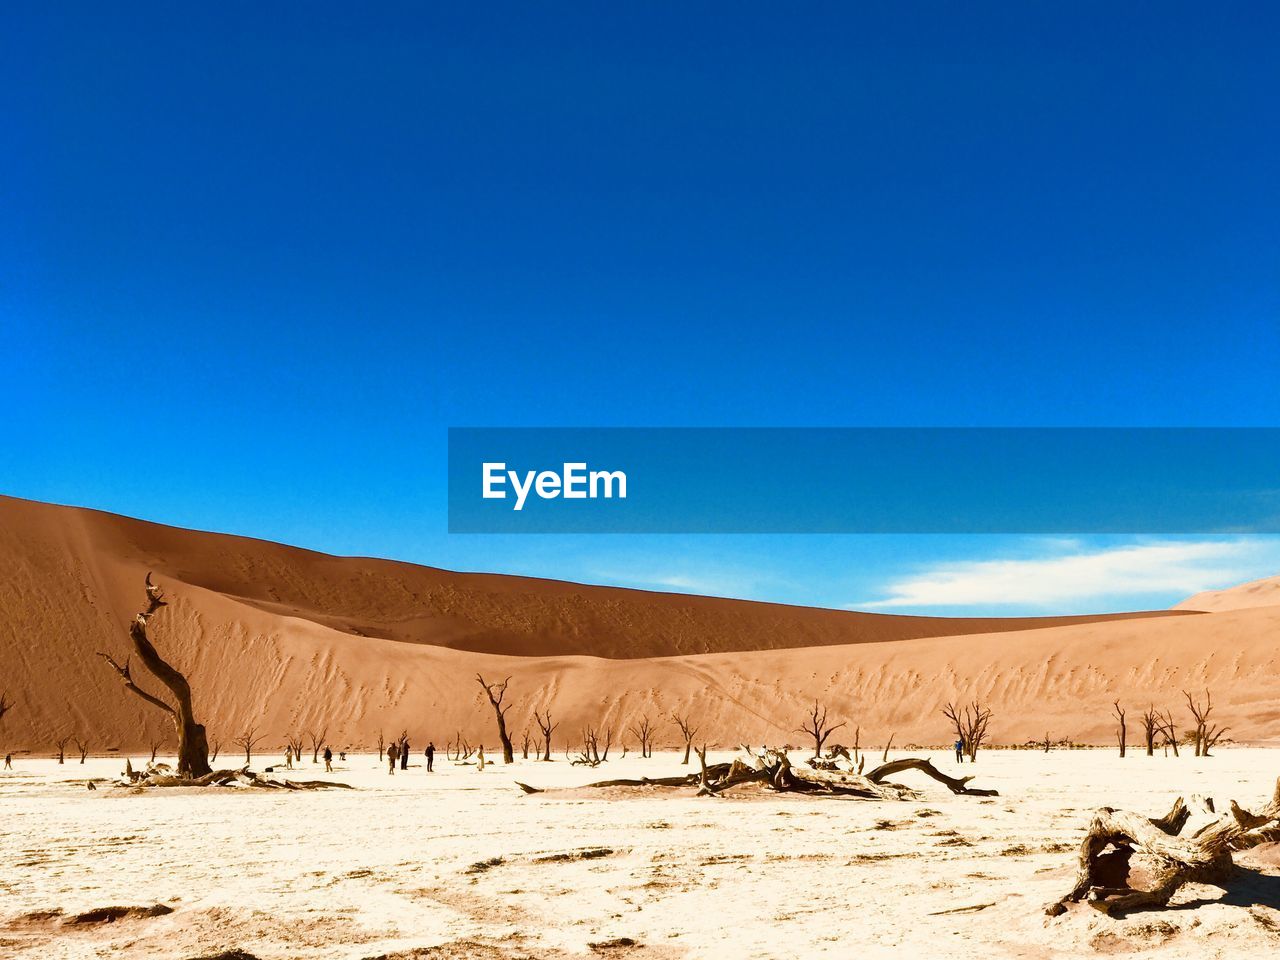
[2,494,1276,752]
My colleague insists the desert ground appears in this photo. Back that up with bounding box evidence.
[3,747,1280,959]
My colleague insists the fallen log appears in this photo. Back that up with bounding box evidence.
[1047,778,1280,916]
[517,748,995,801]
[120,764,353,790]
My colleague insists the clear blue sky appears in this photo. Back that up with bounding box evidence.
[4,4,1278,614]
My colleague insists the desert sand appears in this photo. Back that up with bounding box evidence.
[2,494,1275,755]
[3,748,1280,959]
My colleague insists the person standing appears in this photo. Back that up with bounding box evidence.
[285,745,294,769]
[387,741,399,775]
[425,741,435,772]
[323,745,333,772]
[954,739,964,763]
[400,737,410,770]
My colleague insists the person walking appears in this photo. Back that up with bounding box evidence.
[425,741,435,773]
[323,745,333,772]
[3,753,11,769]
[387,741,399,775]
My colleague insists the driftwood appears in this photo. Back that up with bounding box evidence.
[121,762,353,791]
[516,748,997,800]
[1047,780,1280,916]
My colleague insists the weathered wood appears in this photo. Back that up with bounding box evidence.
[99,575,211,779]
[517,748,995,802]
[1047,777,1280,916]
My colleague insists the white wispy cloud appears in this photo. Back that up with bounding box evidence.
[858,540,1273,610]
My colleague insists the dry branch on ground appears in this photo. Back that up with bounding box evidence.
[1047,780,1280,916]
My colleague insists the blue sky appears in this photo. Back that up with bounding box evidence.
[4,4,1279,614]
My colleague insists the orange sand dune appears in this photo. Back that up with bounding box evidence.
[1175,573,1280,612]
[2,494,1275,753]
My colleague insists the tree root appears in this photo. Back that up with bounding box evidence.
[1047,779,1280,917]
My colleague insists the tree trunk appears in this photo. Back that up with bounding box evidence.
[100,576,211,780]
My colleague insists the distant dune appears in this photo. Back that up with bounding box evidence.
[1174,574,1280,613]
[2,494,1276,753]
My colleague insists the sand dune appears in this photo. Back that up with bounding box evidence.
[1,494,1276,753]
[1175,573,1280,612]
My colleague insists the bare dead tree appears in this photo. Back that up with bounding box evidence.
[533,709,558,761]
[476,675,515,764]
[882,732,895,763]
[73,736,90,764]
[285,734,305,764]
[1156,709,1180,757]
[1140,705,1159,756]
[520,727,532,759]
[575,726,602,766]
[671,712,699,765]
[797,701,847,759]
[210,737,221,763]
[377,730,385,761]
[0,691,14,727]
[1184,690,1223,757]
[98,574,212,778]
[234,725,267,764]
[307,727,328,764]
[942,700,994,762]
[599,725,613,762]
[1203,722,1229,755]
[149,736,164,763]
[54,734,72,764]
[629,715,654,758]
[1113,700,1127,757]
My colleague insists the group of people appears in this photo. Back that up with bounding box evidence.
[272,742,437,778]
[385,738,435,774]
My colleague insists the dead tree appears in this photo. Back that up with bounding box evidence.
[520,727,532,759]
[671,712,699,764]
[285,734,305,763]
[98,574,212,778]
[1203,723,1228,755]
[73,737,90,764]
[476,675,515,764]
[307,727,328,764]
[533,709,558,761]
[1047,781,1280,917]
[797,701,847,758]
[943,700,994,762]
[234,726,267,764]
[522,746,998,800]
[54,734,72,764]
[1156,710,1179,757]
[1183,690,1225,757]
[1113,700,1126,757]
[149,736,164,763]
[1140,706,1159,756]
[210,738,221,763]
[0,691,13,728]
[376,730,385,761]
[628,715,654,758]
